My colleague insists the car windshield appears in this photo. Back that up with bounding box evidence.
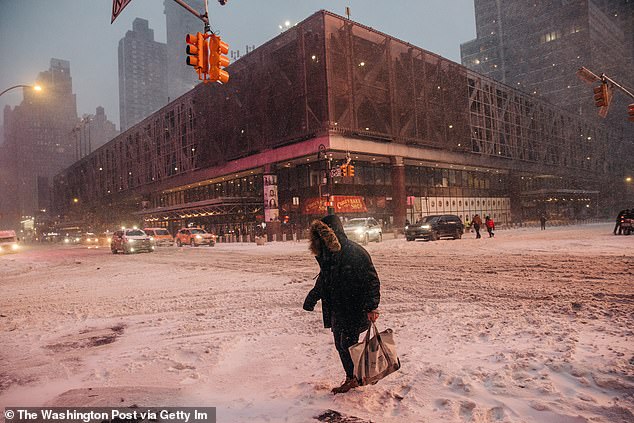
[154,229,170,235]
[125,230,145,236]
[190,229,207,234]
[418,216,438,224]
[345,219,368,227]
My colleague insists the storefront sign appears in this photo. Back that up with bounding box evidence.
[302,196,367,215]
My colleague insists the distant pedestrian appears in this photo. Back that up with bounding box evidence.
[540,214,547,230]
[472,214,482,239]
[303,214,381,394]
[464,216,471,232]
[485,215,495,237]
[614,209,628,235]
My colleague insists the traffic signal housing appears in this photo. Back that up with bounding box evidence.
[629,104,634,122]
[593,83,610,107]
[209,35,230,84]
[340,164,348,177]
[348,164,355,177]
[185,32,209,79]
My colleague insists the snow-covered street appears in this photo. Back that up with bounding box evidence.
[1,223,633,423]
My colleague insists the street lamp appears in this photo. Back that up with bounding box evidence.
[0,84,42,98]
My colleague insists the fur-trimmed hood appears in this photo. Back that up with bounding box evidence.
[309,219,342,256]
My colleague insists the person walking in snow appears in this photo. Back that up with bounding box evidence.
[472,214,482,239]
[303,214,381,394]
[485,215,495,237]
[540,214,547,230]
[614,209,628,235]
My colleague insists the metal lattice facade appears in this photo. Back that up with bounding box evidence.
[54,10,631,230]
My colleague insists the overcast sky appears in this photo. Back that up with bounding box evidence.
[0,0,476,130]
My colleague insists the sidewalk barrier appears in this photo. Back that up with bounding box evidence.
[255,236,266,246]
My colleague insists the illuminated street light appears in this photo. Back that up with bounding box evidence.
[0,83,43,98]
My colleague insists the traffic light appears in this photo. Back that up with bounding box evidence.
[593,83,613,107]
[185,32,208,79]
[209,35,230,84]
[629,104,634,122]
[348,164,355,177]
[340,164,348,177]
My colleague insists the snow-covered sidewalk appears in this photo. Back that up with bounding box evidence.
[1,223,632,422]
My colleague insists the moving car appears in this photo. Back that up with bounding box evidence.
[63,232,82,244]
[110,228,154,254]
[175,228,216,247]
[80,232,99,246]
[0,230,19,253]
[343,218,383,245]
[143,227,174,246]
[405,214,464,241]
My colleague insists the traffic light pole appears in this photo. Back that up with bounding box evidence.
[171,0,209,25]
[578,67,634,99]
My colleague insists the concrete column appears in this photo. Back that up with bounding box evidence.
[391,156,407,229]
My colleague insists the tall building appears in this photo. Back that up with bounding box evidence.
[72,107,119,160]
[1,59,78,229]
[461,0,633,121]
[118,18,167,131]
[164,0,205,101]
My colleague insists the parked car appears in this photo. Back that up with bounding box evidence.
[175,228,216,247]
[343,217,383,245]
[110,229,154,254]
[144,227,174,246]
[405,214,464,241]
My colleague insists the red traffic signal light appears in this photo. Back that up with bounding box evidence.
[629,104,634,122]
[209,35,230,84]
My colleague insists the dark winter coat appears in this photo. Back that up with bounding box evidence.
[303,216,381,332]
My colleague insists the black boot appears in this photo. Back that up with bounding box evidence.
[331,377,359,394]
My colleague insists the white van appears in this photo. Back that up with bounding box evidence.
[0,230,19,253]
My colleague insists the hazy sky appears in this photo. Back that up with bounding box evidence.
[0,0,476,130]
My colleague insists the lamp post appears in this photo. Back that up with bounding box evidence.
[0,84,42,98]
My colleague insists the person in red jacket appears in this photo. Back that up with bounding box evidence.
[485,215,495,237]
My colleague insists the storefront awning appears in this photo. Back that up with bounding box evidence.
[135,197,262,222]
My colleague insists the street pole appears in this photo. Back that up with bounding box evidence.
[0,84,39,98]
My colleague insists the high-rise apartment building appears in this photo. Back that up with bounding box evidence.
[118,18,167,131]
[0,58,78,228]
[72,106,119,160]
[164,0,205,101]
[461,0,633,121]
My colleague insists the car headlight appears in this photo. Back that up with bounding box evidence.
[405,225,409,230]
[11,244,19,251]
[421,224,431,229]
[355,228,364,234]
[149,236,154,241]
[107,237,112,243]
[127,238,136,243]
[64,239,70,243]
[195,235,202,239]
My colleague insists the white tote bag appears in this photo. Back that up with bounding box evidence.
[349,322,401,386]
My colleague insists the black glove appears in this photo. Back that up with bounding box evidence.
[303,297,315,311]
